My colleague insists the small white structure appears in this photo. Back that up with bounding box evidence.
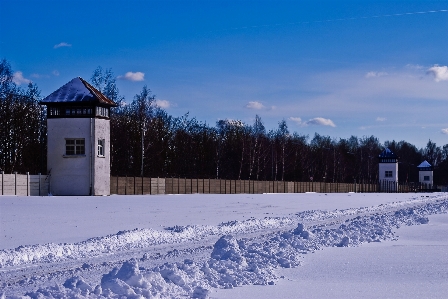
[378,148,398,191]
[40,77,117,195]
[417,160,433,187]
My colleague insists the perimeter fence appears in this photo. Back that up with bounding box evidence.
[1,172,49,196]
[1,172,444,196]
[110,176,443,195]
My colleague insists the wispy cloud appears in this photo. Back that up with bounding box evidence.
[245,101,265,109]
[117,71,145,81]
[54,42,72,49]
[154,99,171,109]
[12,71,31,85]
[305,117,336,127]
[289,116,336,127]
[405,64,424,70]
[365,71,388,78]
[30,73,47,79]
[427,65,448,82]
[376,117,386,122]
[52,70,60,76]
[442,128,448,135]
[288,117,302,125]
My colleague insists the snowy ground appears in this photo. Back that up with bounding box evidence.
[1,192,447,298]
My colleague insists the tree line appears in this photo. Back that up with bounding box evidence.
[1,60,447,185]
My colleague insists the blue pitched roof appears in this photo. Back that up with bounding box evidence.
[378,148,398,158]
[40,77,117,106]
[417,160,432,168]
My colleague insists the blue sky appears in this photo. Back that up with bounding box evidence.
[1,0,447,148]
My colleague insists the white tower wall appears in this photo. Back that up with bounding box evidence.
[93,118,111,195]
[47,118,111,196]
[47,118,91,195]
[418,170,433,186]
[378,162,398,182]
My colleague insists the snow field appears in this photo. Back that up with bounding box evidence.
[1,193,447,298]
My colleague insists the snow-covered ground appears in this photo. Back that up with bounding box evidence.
[1,192,447,298]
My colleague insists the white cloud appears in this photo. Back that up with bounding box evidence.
[154,99,171,109]
[427,65,448,82]
[218,119,244,127]
[245,101,265,109]
[289,116,336,127]
[52,70,60,76]
[12,71,31,85]
[117,72,145,81]
[305,117,336,127]
[288,117,302,125]
[441,128,448,135]
[376,117,386,122]
[365,71,388,78]
[54,42,72,49]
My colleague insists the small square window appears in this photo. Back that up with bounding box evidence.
[385,171,393,178]
[65,138,85,155]
[424,176,430,181]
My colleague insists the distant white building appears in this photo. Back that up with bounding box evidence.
[40,77,117,195]
[378,148,398,191]
[417,160,433,187]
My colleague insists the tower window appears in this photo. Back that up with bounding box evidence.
[424,176,430,181]
[65,139,85,155]
[97,139,105,156]
[385,171,392,178]
[96,106,109,118]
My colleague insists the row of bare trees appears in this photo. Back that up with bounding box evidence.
[0,59,46,174]
[1,61,447,185]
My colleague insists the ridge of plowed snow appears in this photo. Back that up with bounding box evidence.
[0,195,443,269]
[2,194,448,298]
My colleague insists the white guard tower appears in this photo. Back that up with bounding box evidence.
[417,160,433,187]
[40,77,117,195]
[378,148,398,191]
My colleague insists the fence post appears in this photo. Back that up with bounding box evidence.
[15,172,17,195]
[27,172,29,196]
[1,171,4,195]
[225,179,227,194]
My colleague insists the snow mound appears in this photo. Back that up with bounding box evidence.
[211,235,247,265]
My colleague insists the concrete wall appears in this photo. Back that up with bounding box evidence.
[419,170,433,186]
[1,173,49,196]
[93,118,111,195]
[47,117,111,196]
[47,118,91,195]
[378,162,398,191]
[378,162,398,182]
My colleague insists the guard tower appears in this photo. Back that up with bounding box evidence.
[378,148,398,191]
[40,77,117,195]
[417,160,433,187]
